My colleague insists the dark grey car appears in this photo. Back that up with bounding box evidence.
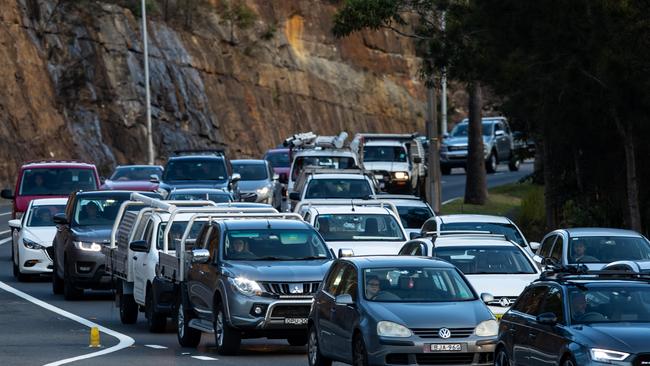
[231,159,282,210]
[308,256,497,366]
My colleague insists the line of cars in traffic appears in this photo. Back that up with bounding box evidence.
[3,132,650,366]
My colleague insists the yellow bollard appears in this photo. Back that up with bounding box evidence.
[89,326,101,348]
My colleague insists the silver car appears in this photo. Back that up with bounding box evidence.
[308,256,497,366]
[231,159,283,210]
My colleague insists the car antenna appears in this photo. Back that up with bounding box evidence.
[267,219,272,229]
[351,200,355,212]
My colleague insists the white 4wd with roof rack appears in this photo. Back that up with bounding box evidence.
[399,232,540,317]
[297,200,408,257]
[289,169,378,210]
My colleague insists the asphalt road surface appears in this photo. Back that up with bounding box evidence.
[0,165,532,365]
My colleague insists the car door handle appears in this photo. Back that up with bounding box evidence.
[528,332,537,339]
[133,256,138,260]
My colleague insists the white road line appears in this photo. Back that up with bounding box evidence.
[191,356,219,361]
[145,344,168,349]
[0,212,11,216]
[0,281,134,366]
[0,229,10,235]
[0,237,12,245]
[442,197,459,205]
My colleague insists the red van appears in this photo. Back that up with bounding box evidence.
[1,160,100,219]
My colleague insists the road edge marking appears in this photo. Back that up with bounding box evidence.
[441,197,459,206]
[0,281,135,366]
[0,237,12,245]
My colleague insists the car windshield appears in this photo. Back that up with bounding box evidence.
[26,204,66,227]
[305,178,372,199]
[569,286,650,324]
[157,220,206,250]
[73,196,129,226]
[20,168,97,195]
[396,205,434,229]
[449,122,494,138]
[265,151,290,168]
[291,156,357,180]
[315,214,405,241]
[363,146,408,162]
[440,222,526,246]
[364,267,476,302]
[223,229,329,260]
[110,166,162,181]
[168,192,232,203]
[163,159,227,181]
[568,236,650,264]
[232,163,268,181]
[434,246,536,274]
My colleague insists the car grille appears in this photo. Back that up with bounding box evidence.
[447,145,467,152]
[634,354,650,366]
[261,282,320,298]
[411,327,474,338]
[45,246,55,261]
[270,305,311,318]
[415,353,475,365]
[487,296,518,308]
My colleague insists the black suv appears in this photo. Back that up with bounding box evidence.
[496,264,650,366]
[52,190,160,300]
[156,150,240,199]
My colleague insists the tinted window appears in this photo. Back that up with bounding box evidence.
[450,122,494,137]
[568,236,650,264]
[110,166,162,181]
[434,246,536,274]
[223,229,329,260]
[550,237,563,261]
[539,235,557,258]
[540,287,565,323]
[316,214,405,242]
[512,286,547,316]
[291,156,356,180]
[232,163,269,181]
[338,265,358,301]
[363,267,475,302]
[265,151,290,168]
[440,222,526,246]
[26,204,66,227]
[157,220,206,250]
[73,196,129,226]
[163,159,227,181]
[20,168,97,195]
[569,286,650,324]
[305,179,372,199]
[396,205,434,229]
[363,146,407,163]
[325,263,346,295]
[168,192,232,203]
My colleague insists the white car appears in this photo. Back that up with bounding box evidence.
[420,214,539,255]
[8,198,68,280]
[300,201,407,256]
[399,233,540,317]
[290,173,376,205]
[372,194,435,238]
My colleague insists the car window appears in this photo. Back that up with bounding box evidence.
[567,236,650,264]
[111,166,162,181]
[20,168,97,195]
[512,286,547,316]
[396,205,434,229]
[434,245,537,274]
[73,196,129,226]
[363,146,408,163]
[168,192,232,203]
[315,214,405,242]
[291,156,357,181]
[399,242,423,256]
[539,235,557,258]
[440,222,526,246]
[304,179,372,199]
[157,220,206,251]
[550,237,564,262]
[223,229,330,260]
[324,263,346,296]
[26,204,66,227]
[232,163,268,181]
[569,286,650,324]
[163,159,227,181]
[265,151,290,168]
[449,122,494,137]
[540,287,565,324]
[337,264,358,301]
[421,218,437,234]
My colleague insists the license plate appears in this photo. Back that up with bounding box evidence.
[427,343,463,352]
[284,318,308,325]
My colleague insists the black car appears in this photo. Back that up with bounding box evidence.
[496,265,650,366]
[51,190,161,300]
[156,150,240,199]
[167,188,233,203]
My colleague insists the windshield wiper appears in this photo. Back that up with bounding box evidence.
[253,256,291,261]
[295,256,328,260]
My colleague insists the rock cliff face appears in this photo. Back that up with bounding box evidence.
[0,0,426,184]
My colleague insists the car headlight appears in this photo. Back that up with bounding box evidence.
[393,172,409,180]
[23,238,45,250]
[74,241,102,252]
[377,321,412,338]
[229,277,263,296]
[256,186,270,196]
[474,320,498,337]
[590,348,630,362]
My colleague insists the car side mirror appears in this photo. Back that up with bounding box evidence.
[279,172,288,184]
[413,156,422,164]
[529,241,540,252]
[129,240,149,253]
[536,312,558,326]
[289,192,301,201]
[480,293,494,304]
[100,176,106,184]
[442,132,449,139]
[335,294,355,306]
[230,173,241,184]
[338,248,354,258]
[53,213,68,225]
[1,189,14,199]
[272,173,280,181]
[191,248,211,264]
[149,174,160,183]
[495,130,505,137]
[8,219,21,229]
[409,232,422,240]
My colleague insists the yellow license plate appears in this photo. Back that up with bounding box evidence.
[495,313,503,321]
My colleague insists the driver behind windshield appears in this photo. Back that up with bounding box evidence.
[365,276,381,299]
[571,239,599,263]
[229,238,256,259]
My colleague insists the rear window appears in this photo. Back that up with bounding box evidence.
[110,166,162,181]
[20,168,97,195]
[264,151,290,168]
[26,204,67,227]
[305,179,372,199]
[73,197,129,226]
[163,159,227,181]
[396,205,434,229]
[232,163,268,181]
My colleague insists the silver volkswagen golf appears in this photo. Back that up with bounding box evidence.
[307,256,497,366]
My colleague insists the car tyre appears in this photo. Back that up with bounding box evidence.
[52,256,64,294]
[486,151,497,173]
[63,259,83,300]
[177,301,201,347]
[508,151,520,172]
[495,348,511,366]
[118,285,138,324]
[308,326,332,366]
[562,355,577,366]
[146,288,167,333]
[287,334,308,346]
[352,333,369,366]
[214,301,241,355]
[441,166,452,175]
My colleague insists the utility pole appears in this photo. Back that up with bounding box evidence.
[426,81,442,213]
[440,11,448,134]
[142,0,155,165]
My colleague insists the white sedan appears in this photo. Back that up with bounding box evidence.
[9,198,67,280]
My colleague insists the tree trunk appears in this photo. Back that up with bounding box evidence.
[464,82,487,205]
[622,133,642,232]
[532,139,544,185]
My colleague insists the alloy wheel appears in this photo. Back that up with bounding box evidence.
[308,329,318,366]
[177,303,185,339]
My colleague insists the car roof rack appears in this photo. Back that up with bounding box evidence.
[172,149,225,156]
[294,199,398,215]
[354,133,420,143]
[537,259,650,283]
[371,194,425,201]
[23,159,93,165]
[293,167,379,196]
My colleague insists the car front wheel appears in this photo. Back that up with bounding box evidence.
[308,326,332,366]
[177,301,201,347]
[486,151,498,173]
[214,302,241,355]
[352,334,369,366]
[495,348,511,366]
[118,285,138,324]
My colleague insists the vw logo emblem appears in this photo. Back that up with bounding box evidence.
[290,284,303,294]
[499,297,511,307]
[438,328,451,339]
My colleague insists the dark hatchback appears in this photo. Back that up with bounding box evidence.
[496,272,650,366]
